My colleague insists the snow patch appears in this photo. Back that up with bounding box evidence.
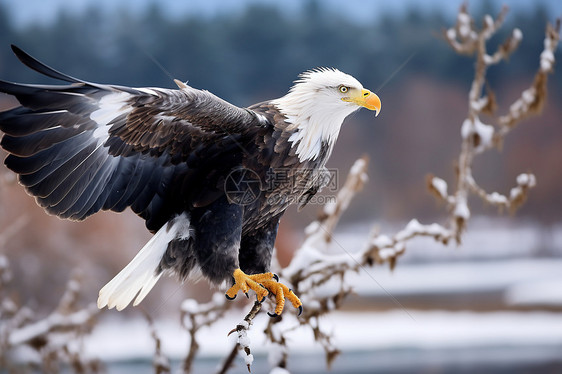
[522,88,536,104]
[268,342,286,367]
[270,368,291,374]
[85,308,562,362]
[513,28,523,42]
[516,173,536,187]
[371,234,393,249]
[347,258,562,297]
[454,198,470,220]
[181,299,200,314]
[488,192,508,205]
[461,117,494,153]
[474,117,494,150]
[540,48,555,72]
[458,12,471,38]
[446,28,456,40]
[505,280,562,307]
[431,177,448,199]
[323,200,337,216]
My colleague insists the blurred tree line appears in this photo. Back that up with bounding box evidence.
[0,0,560,223]
[0,1,557,99]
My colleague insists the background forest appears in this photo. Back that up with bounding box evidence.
[1,1,561,223]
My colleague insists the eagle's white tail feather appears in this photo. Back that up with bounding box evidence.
[97,214,191,311]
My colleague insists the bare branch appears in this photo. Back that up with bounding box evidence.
[143,311,171,374]
[317,156,369,242]
[0,261,101,372]
[181,293,232,374]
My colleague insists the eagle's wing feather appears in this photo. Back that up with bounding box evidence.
[0,47,264,232]
[10,44,83,84]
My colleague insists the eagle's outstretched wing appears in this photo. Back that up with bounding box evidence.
[0,45,265,231]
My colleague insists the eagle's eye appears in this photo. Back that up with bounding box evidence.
[339,85,349,93]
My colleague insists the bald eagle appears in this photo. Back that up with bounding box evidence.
[0,46,381,316]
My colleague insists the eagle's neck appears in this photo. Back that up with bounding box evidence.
[272,95,348,163]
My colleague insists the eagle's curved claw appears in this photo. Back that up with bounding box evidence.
[225,294,236,300]
[273,273,279,282]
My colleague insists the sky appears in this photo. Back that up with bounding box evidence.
[1,0,561,28]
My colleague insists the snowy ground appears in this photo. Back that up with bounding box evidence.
[86,310,562,373]
[87,310,562,359]
[334,217,562,262]
[85,256,562,372]
[344,258,562,307]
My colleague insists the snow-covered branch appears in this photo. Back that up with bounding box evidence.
[223,301,262,373]
[498,19,561,132]
[443,8,560,233]
[144,311,171,374]
[367,7,559,273]
[0,188,97,369]
[180,293,232,373]
[0,261,101,372]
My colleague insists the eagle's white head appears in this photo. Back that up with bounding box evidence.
[272,68,381,162]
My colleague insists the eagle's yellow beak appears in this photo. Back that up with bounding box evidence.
[344,89,381,117]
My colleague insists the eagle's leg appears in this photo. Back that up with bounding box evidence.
[225,269,302,317]
[231,217,303,316]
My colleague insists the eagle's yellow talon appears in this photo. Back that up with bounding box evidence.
[225,269,302,316]
[226,269,269,302]
[286,289,303,310]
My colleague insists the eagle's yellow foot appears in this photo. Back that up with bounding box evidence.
[225,269,303,317]
[225,268,270,303]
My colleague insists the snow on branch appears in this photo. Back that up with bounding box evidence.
[498,19,561,132]
[223,301,262,373]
